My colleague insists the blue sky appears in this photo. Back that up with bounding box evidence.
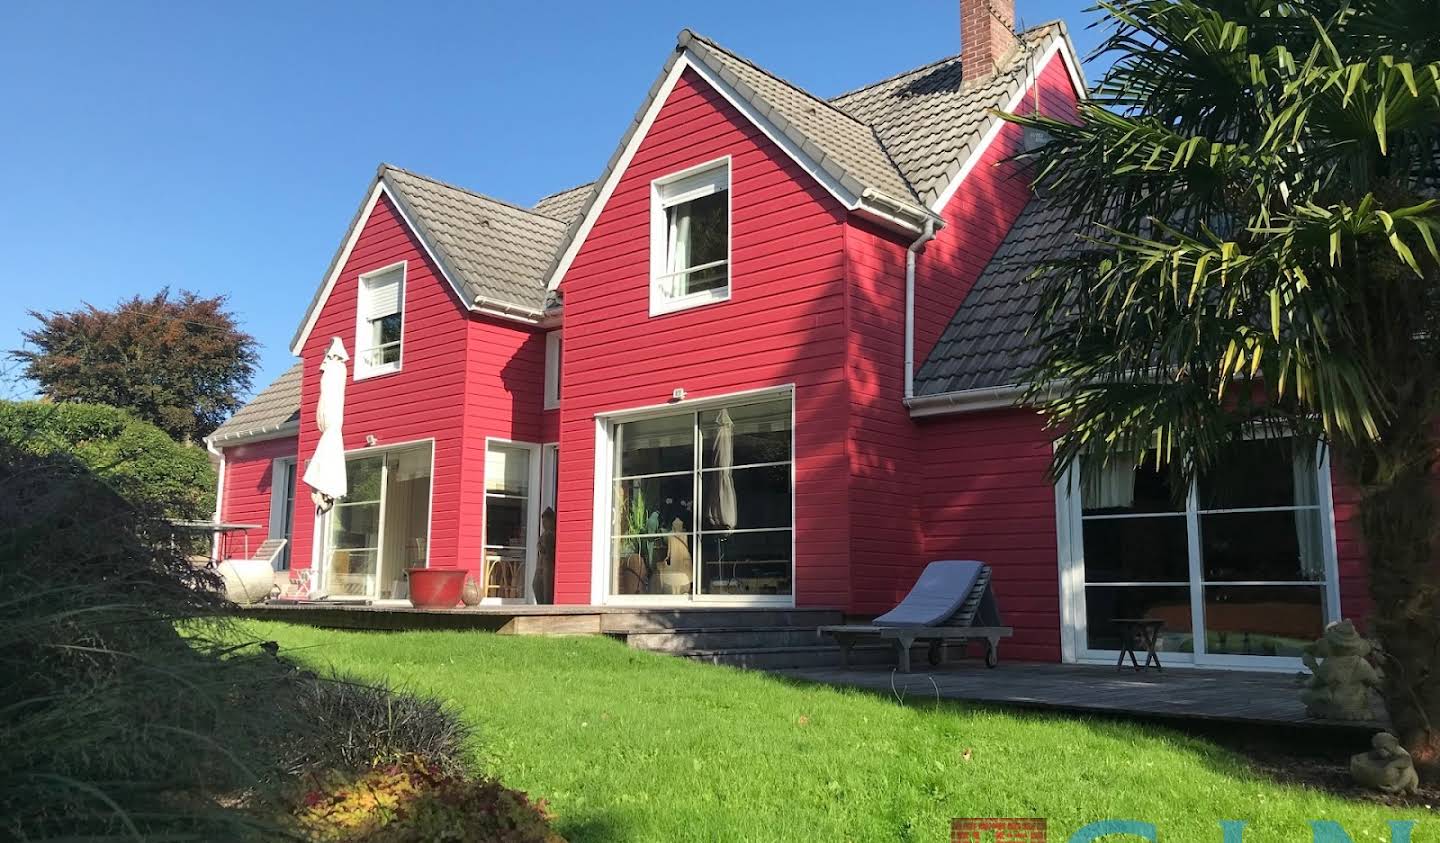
[0,1,1105,397]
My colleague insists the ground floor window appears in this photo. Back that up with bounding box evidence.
[1061,437,1336,665]
[321,443,432,599]
[483,441,539,601]
[607,393,792,601]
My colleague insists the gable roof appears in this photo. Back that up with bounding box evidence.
[911,196,1083,397]
[544,23,1083,291]
[290,164,569,352]
[834,22,1071,209]
[208,361,303,446]
[532,182,595,223]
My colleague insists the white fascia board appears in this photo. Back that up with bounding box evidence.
[928,37,1085,215]
[290,181,524,355]
[546,57,693,294]
[547,51,925,292]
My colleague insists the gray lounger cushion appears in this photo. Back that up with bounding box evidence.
[872,560,984,628]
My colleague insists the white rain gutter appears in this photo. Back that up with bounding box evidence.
[473,294,545,326]
[205,436,226,562]
[903,217,939,399]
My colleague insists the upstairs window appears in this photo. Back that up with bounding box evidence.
[651,159,730,315]
[356,263,404,378]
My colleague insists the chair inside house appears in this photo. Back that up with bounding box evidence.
[819,560,1014,672]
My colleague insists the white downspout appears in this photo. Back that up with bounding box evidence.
[904,218,939,399]
[206,437,225,562]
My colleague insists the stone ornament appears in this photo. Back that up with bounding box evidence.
[460,576,482,607]
[1300,620,1382,721]
[1351,732,1420,795]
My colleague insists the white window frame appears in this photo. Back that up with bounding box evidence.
[481,437,543,605]
[354,261,406,380]
[543,331,562,410]
[268,456,298,569]
[311,438,437,603]
[649,156,732,316]
[1055,437,1342,671]
[590,384,796,607]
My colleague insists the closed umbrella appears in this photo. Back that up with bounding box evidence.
[704,409,738,583]
[303,337,349,509]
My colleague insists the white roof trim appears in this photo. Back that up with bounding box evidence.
[546,51,934,292]
[208,419,302,448]
[290,179,532,356]
[928,35,1088,215]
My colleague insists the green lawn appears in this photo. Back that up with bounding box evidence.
[245,622,1430,842]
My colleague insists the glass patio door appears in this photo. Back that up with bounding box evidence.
[1064,437,1337,667]
[319,444,432,600]
[606,393,793,604]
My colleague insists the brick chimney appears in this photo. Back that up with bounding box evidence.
[961,0,1018,83]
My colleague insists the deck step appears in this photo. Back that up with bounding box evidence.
[617,625,827,653]
[599,608,843,633]
[683,643,925,670]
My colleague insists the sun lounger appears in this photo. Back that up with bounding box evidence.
[818,561,1013,672]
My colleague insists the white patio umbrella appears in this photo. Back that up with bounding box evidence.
[704,409,738,579]
[303,337,349,510]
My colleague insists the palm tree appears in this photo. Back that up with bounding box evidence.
[1005,0,1440,770]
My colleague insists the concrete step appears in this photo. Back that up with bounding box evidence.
[684,643,915,670]
[599,608,843,633]
[619,625,827,653]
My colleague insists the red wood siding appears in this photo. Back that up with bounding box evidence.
[456,320,549,571]
[918,408,1062,661]
[217,435,298,560]
[912,52,1081,374]
[844,219,923,613]
[1330,462,1374,629]
[291,194,546,577]
[554,68,852,607]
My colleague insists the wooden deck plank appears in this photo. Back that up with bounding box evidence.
[772,662,1385,730]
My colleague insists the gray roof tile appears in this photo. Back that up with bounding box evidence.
[683,31,916,203]
[532,182,595,223]
[912,197,1084,395]
[381,166,569,314]
[832,23,1066,208]
[209,362,302,445]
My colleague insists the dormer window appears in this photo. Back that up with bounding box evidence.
[650,158,730,315]
[356,262,405,378]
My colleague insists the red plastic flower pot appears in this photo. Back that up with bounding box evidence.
[407,568,467,609]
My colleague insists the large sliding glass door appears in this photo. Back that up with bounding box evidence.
[1060,437,1338,667]
[605,393,793,603]
[319,442,432,600]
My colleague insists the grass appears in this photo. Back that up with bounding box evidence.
[244,622,1432,842]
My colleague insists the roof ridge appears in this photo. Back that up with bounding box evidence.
[678,29,872,131]
[829,19,1065,103]
[829,51,962,102]
[379,164,567,228]
[533,181,594,204]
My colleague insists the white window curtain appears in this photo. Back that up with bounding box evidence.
[1082,455,1137,509]
[666,205,693,295]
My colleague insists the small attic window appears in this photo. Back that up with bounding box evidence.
[355,262,405,379]
[650,158,730,316]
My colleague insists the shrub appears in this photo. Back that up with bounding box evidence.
[0,400,215,518]
[294,755,562,843]
[275,672,473,779]
[0,443,287,840]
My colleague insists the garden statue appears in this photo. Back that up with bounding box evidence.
[1351,732,1420,795]
[1300,620,1382,721]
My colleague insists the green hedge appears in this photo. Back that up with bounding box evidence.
[0,400,215,519]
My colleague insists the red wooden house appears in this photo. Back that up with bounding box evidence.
[208,0,1364,669]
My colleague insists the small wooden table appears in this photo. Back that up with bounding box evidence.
[1112,618,1164,672]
